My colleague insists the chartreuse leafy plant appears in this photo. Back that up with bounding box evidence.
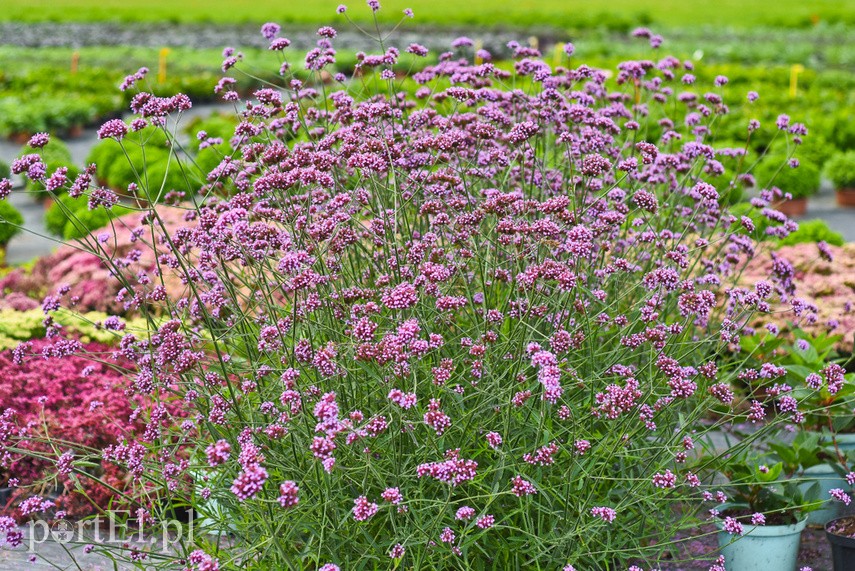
[0,10,831,571]
[824,151,855,190]
[0,308,152,350]
[755,153,821,199]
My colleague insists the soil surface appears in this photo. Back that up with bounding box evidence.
[827,515,855,538]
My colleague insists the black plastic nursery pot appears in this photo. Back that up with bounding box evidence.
[825,516,855,571]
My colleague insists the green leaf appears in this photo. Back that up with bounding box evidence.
[756,462,783,483]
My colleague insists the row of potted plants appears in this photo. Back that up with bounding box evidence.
[768,150,855,216]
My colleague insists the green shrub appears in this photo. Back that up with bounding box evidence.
[184,114,237,152]
[792,134,834,169]
[0,200,24,245]
[0,159,10,180]
[86,139,118,182]
[87,127,187,200]
[44,193,77,236]
[779,219,845,247]
[63,205,132,240]
[755,154,821,198]
[823,151,855,189]
[44,192,132,239]
[0,309,45,344]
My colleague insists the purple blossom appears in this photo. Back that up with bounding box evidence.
[261,22,281,41]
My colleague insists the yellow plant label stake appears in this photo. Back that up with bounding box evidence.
[159,48,171,84]
[790,64,804,98]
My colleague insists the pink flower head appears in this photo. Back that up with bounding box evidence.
[206,440,231,467]
[830,488,852,506]
[388,389,417,409]
[389,543,405,558]
[485,431,502,449]
[97,119,128,141]
[511,475,537,497]
[278,481,299,508]
[352,496,379,521]
[230,464,268,501]
[722,516,744,536]
[652,470,676,489]
[381,487,403,504]
[590,506,617,523]
[456,506,475,520]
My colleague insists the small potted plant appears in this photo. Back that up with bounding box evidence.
[826,514,855,571]
[824,151,855,207]
[755,155,821,217]
[770,431,849,526]
[716,454,821,571]
[739,328,855,525]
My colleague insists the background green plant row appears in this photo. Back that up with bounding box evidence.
[1,0,853,28]
[1,25,853,142]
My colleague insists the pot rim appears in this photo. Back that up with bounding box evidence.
[825,515,855,548]
[715,515,808,537]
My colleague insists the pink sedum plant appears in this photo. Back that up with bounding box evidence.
[0,338,140,520]
[0,5,825,569]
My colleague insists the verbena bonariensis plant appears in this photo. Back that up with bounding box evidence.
[0,6,826,570]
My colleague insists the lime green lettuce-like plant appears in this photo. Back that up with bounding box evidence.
[0,308,152,350]
[824,151,855,189]
[755,155,821,199]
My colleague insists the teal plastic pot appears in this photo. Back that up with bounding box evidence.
[717,517,807,571]
[832,433,855,452]
[800,463,847,526]
[807,431,855,452]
